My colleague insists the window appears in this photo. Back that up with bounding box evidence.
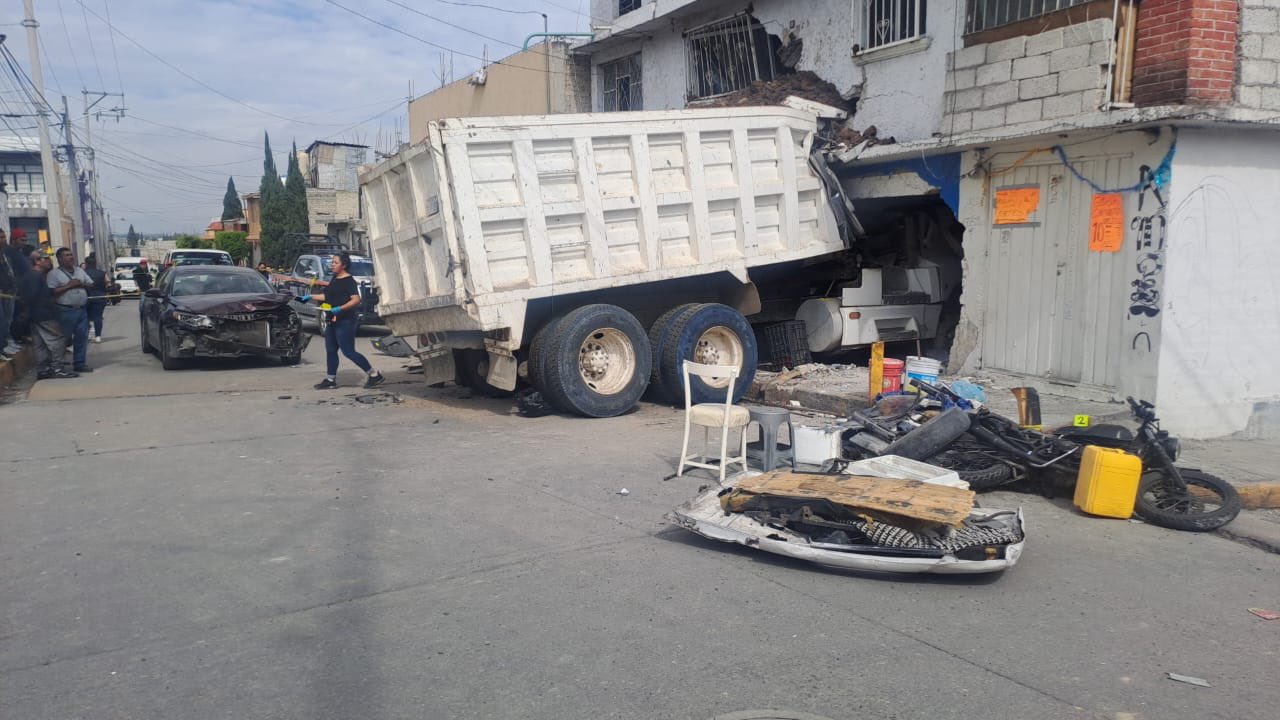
[685,15,777,102]
[861,0,927,52]
[618,0,642,15]
[599,54,643,112]
[966,0,1092,34]
[1,169,46,194]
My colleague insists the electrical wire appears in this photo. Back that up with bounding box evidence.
[323,0,573,76]
[382,0,520,48]
[55,0,87,90]
[101,0,125,97]
[78,0,108,90]
[71,0,332,126]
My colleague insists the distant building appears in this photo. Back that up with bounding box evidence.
[303,141,368,253]
[407,40,592,144]
[1,136,55,247]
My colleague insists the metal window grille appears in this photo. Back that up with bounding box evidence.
[863,0,927,51]
[965,0,1092,34]
[685,15,777,102]
[599,54,643,112]
[619,0,642,15]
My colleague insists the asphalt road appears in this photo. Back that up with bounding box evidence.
[2,302,1277,720]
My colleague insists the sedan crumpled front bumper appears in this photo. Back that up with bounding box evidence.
[165,311,310,358]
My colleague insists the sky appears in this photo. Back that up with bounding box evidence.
[1,0,593,233]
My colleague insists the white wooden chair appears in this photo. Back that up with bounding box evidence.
[677,361,750,484]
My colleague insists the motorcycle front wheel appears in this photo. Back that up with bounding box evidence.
[1135,469,1241,532]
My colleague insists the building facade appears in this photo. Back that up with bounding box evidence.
[407,40,592,144]
[578,0,1280,438]
[303,141,369,253]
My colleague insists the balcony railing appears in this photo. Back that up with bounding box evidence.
[6,192,48,210]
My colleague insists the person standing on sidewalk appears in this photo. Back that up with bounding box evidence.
[22,251,76,379]
[83,256,109,343]
[296,252,384,390]
[0,226,17,356]
[48,248,94,373]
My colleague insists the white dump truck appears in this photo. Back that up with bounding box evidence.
[360,106,942,417]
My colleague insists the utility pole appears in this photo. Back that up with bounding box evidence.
[21,0,65,251]
[60,96,87,260]
[82,90,122,262]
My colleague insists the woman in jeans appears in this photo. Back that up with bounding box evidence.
[297,252,385,390]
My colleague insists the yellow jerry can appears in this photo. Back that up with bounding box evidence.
[1073,446,1144,519]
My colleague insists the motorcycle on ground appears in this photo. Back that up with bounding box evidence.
[912,382,1241,532]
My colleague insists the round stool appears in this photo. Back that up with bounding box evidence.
[746,406,795,472]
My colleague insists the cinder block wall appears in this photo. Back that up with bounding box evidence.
[1131,0,1239,106]
[1238,2,1280,110]
[942,19,1114,134]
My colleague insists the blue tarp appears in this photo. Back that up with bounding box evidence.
[841,153,962,216]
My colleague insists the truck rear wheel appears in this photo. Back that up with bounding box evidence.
[540,304,651,418]
[646,303,701,403]
[455,348,514,398]
[658,304,757,406]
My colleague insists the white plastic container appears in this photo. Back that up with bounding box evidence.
[793,424,844,465]
[904,355,942,391]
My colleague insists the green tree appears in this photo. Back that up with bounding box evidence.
[174,234,209,249]
[126,224,138,245]
[258,132,288,265]
[221,177,243,221]
[213,230,250,264]
[285,141,310,233]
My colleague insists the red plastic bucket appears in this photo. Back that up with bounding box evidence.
[882,358,905,392]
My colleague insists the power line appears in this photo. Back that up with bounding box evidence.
[71,0,330,126]
[101,0,125,96]
[323,0,572,76]
[382,0,520,49]
[78,0,108,90]
[55,0,87,90]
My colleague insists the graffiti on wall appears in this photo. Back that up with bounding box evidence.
[1129,164,1167,321]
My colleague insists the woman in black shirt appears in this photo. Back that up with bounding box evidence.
[298,252,384,389]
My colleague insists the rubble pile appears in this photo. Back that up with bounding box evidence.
[693,71,848,110]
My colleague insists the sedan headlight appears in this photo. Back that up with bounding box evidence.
[172,311,215,329]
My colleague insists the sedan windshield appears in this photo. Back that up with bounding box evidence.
[171,272,274,297]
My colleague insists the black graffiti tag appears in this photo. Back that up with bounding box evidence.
[1129,164,1167,319]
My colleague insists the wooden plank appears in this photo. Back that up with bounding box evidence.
[723,471,975,527]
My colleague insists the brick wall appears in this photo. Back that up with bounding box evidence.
[943,19,1114,133]
[1238,2,1280,110]
[1131,0,1239,106]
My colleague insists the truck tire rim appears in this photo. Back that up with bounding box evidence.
[693,326,743,388]
[579,328,635,396]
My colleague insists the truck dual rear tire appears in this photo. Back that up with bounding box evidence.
[537,304,651,418]
[656,303,757,406]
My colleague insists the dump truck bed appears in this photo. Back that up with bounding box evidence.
[359,107,847,342]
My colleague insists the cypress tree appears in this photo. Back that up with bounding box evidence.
[284,141,311,249]
[258,132,288,265]
[221,177,242,221]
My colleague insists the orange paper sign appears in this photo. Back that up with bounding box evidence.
[1089,193,1125,252]
[994,187,1040,225]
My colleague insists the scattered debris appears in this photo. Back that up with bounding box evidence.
[1166,673,1211,688]
[617,488,630,496]
[691,71,848,110]
[277,395,292,400]
[354,393,401,405]
[372,335,415,358]
[516,388,554,417]
[1237,484,1280,509]
[1248,607,1280,620]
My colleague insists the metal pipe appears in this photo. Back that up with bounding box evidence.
[522,33,593,51]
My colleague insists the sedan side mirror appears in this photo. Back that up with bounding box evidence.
[144,288,164,298]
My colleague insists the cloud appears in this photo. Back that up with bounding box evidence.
[3,0,590,231]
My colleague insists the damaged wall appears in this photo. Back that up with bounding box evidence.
[1156,127,1280,438]
[951,130,1172,406]
[587,0,958,143]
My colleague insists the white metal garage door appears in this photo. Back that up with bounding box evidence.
[980,154,1135,389]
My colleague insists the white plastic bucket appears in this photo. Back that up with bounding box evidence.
[904,355,942,391]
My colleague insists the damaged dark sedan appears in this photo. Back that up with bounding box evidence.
[140,266,310,370]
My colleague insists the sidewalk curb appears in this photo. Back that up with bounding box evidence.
[1217,513,1280,554]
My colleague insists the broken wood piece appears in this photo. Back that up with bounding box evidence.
[721,470,976,527]
[1236,483,1280,509]
[768,368,804,386]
